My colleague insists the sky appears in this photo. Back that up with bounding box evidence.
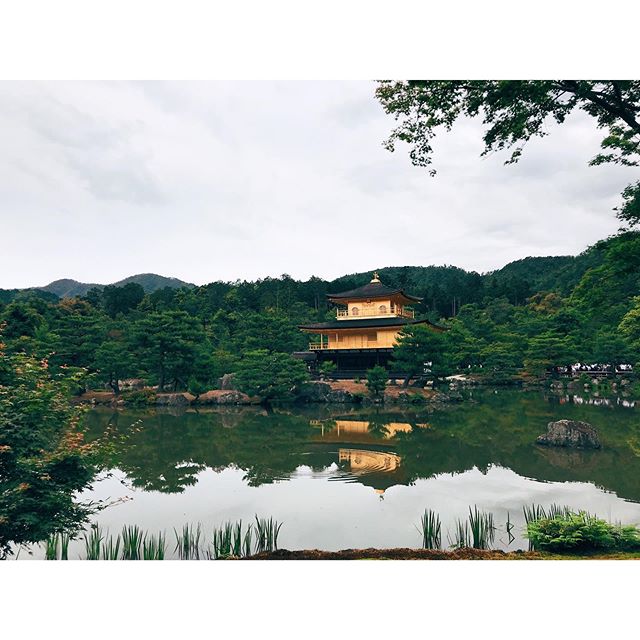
[0,80,636,289]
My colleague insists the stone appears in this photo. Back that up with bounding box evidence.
[536,419,601,449]
[326,389,354,403]
[214,390,252,405]
[155,393,189,406]
[218,373,238,390]
[297,381,332,402]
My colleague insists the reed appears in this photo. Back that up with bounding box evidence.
[254,516,283,553]
[506,512,515,545]
[523,503,547,526]
[449,518,471,549]
[143,532,166,560]
[211,522,232,559]
[60,533,70,560]
[44,533,59,560]
[418,509,442,549]
[83,525,104,560]
[468,506,495,550]
[121,525,143,560]
[547,504,572,520]
[174,523,201,560]
[243,524,253,557]
[101,534,121,560]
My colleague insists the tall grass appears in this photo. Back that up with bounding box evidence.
[174,523,202,560]
[143,532,166,560]
[254,516,283,553]
[83,525,104,560]
[121,525,144,560]
[60,533,70,560]
[468,506,495,550]
[418,509,442,549]
[211,521,255,558]
[211,522,233,559]
[101,534,121,560]
[44,533,59,560]
[449,519,471,549]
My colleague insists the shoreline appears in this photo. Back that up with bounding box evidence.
[243,547,640,560]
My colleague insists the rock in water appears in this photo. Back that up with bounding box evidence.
[536,420,601,449]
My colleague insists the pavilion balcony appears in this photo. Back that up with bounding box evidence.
[336,308,414,320]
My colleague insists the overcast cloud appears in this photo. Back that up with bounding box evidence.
[0,80,636,289]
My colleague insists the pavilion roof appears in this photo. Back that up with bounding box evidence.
[326,279,422,303]
[299,317,441,331]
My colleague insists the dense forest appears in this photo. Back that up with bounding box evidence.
[1,231,639,394]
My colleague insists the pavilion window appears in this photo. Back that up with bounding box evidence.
[352,307,359,316]
[379,304,387,314]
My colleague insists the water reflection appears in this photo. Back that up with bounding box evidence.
[16,389,640,556]
[83,390,640,503]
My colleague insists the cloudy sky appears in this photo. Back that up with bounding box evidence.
[0,81,636,289]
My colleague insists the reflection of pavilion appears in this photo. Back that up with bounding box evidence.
[312,418,426,444]
[336,447,404,494]
[339,448,401,472]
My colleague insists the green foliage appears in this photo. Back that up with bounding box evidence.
[468,506,495,550]
[142,532,166,560]
[83,524,104,560]
[174,523,202,560]
[102,283,145,318]
[234,350,309,402]
[121,388,157,407]
[131,311,209,391]
[121,525,144,560]
[318,360,336,379]
[376,80,640,225]
[526,511,640,553]
[254,515,283,553]
[187,376,208,400]
[365,365,388,398]
[392,324,454,385]
[418,509,441,549]
[0,344,104,557]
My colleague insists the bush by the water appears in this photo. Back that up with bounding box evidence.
[526,511,640,553]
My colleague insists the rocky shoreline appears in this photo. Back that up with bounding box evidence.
[75,379,452,408]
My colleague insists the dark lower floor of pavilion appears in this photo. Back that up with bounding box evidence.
[293,348,406,378]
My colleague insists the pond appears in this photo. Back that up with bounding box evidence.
[16,389,640,558]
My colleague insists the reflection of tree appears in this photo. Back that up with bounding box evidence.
[366,417,390,439]
[83,390,640,502]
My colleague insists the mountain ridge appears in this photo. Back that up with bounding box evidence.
[38,273,196,298]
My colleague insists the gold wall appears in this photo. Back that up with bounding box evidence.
[326,327,400,350]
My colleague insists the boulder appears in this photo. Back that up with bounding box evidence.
[197,390,254,405]
[156,393,190,406]
[297,381,332,402]
[214,390,252,405]
[218,373,238,391]
[326,389,354,403]
[536,419,601,449]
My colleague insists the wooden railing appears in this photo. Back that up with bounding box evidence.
[336,308,414,319]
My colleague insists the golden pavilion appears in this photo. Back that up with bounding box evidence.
[298,272,442,374]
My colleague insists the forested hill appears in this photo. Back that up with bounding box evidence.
[37,273,195,299]
[0,241,606,314]
[1,232,639,391]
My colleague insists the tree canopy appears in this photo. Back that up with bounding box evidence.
[376,80,640,225]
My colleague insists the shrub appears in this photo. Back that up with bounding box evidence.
[318,361,336,379]
[121,388,157,406]
[366,365,388,398]
[526,511,640,553]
